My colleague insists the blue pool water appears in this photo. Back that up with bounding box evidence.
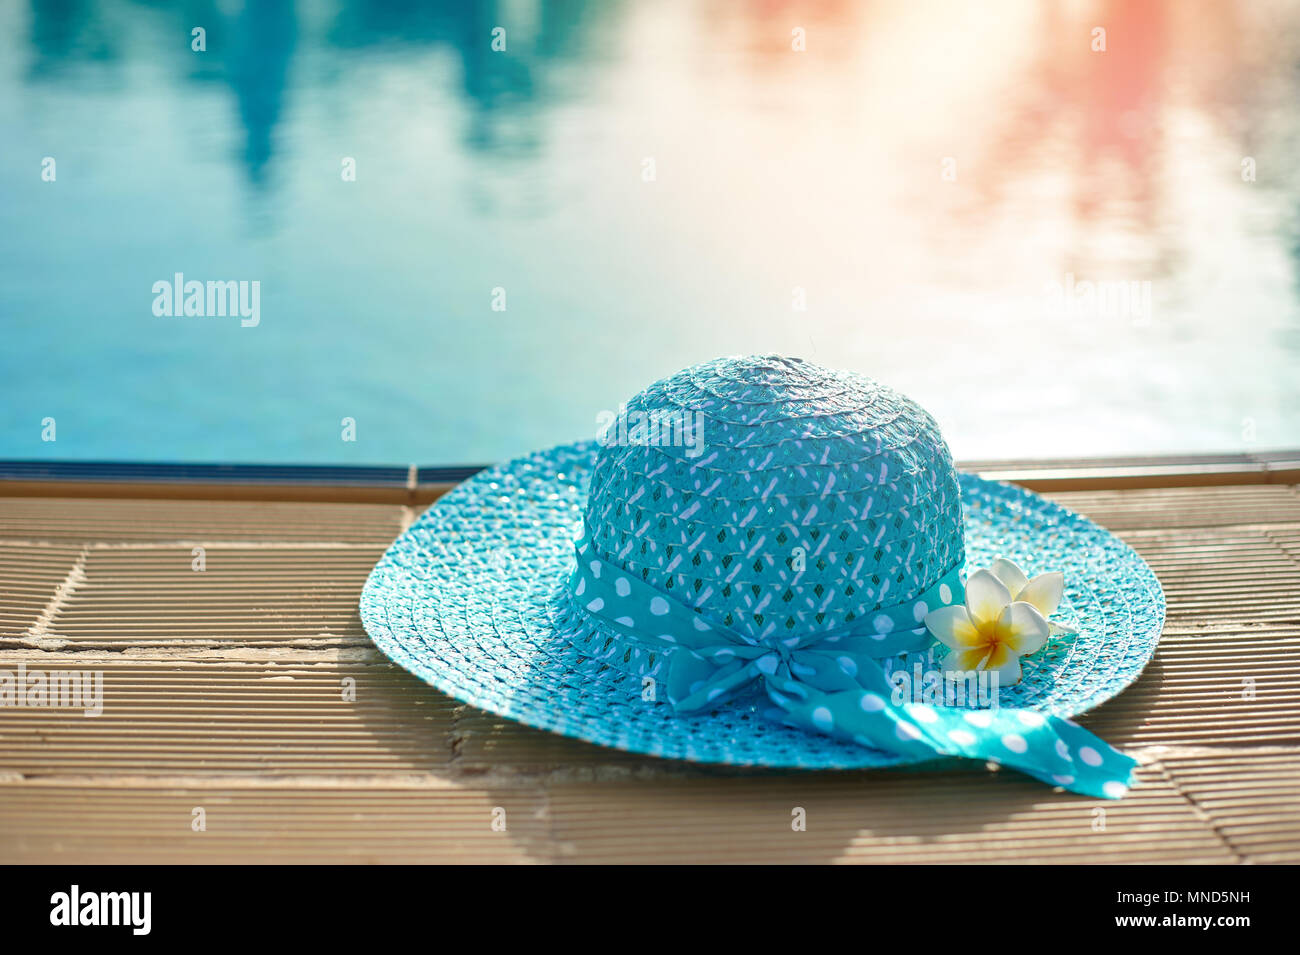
[3,0,1299,466]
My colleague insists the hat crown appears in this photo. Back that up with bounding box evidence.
[585,356,964,641]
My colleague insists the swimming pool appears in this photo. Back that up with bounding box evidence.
[3,0,1299,466]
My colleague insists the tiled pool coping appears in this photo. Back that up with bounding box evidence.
[1,452,1297,503]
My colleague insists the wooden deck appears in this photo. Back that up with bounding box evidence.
[2,457,1299,863]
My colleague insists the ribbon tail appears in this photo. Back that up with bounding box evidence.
[765,673,1137,799]
[669,653,765,713]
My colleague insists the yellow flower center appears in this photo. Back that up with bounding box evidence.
[974,616,1009,649]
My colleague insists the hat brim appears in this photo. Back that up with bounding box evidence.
[360,440,1164,769]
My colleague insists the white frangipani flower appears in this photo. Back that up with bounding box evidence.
[923,558,1070,685]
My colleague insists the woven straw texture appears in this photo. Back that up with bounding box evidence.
[586,357,963,640]
[360,357,1165,769]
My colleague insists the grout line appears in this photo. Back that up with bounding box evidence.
[1096,521,1300,537]
[537,777,563,863]
[0,647,392,663]
[1,744,1297,795]
[1263,528,1300,574]
[1132,742,1300,761]
[405,464,418,508]
[1148,758,1248,864]
[0,772,544,791]
[448,704,465,767]
[20,545,88,651]
[0,642,383,657]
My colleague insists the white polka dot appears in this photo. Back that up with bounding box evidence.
[1055,740,1071,761]
[908,704,939,724]
[589,561,601,578]
[1079,746,1103,767]
[873,614,893,634]
[791,662,820,680]
[1103,781,1129,798]
[692,617,710,631]
[939,583,953,604]
[836,656,858,677]
[615,578,631,598]
[811,707,834,731]
[656,633,676,644]
[1016,711,1046,728]
[649,596,670,616]
[895,720,922,741]
[964,710,994,728]
[585,598,604,612]
[756,654,779,675]
[860,692,886,712]
[913,600,928,622]
[947,729,977,746]
[1001,733,1028,754]
[615,616,633,627]
[574,577,586,596]
[1051,774,1075,786]
[707,687,725,702]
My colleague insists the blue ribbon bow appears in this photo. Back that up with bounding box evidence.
[570,539,1137,799]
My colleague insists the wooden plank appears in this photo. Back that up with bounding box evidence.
[12,546,389,650]
[545,766,1234,864]
[0,773,1234,864]
[0,656,456,776]
[0,544,82,637]
[1162,752,1300,863]
[0,497,405,544]
[0,480,417,504]
[1045,485,1300,530]
[0,781,549,864]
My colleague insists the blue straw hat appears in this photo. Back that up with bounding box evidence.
[360,356,1164,797]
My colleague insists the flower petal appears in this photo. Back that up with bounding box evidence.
[942,646,992,673]
[924,605,982,648]
[964,569,1011,628]
[1048,620,1079,638]
[984,644,1023,685]
[988,558,1029,600]
[1018,571,1064,618]
[996,601,1050,655]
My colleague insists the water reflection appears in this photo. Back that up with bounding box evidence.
[232,0,296,185]
[5,0,1300,463]
[25,0,627,184]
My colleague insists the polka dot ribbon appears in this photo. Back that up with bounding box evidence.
[570,540,1137,799]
